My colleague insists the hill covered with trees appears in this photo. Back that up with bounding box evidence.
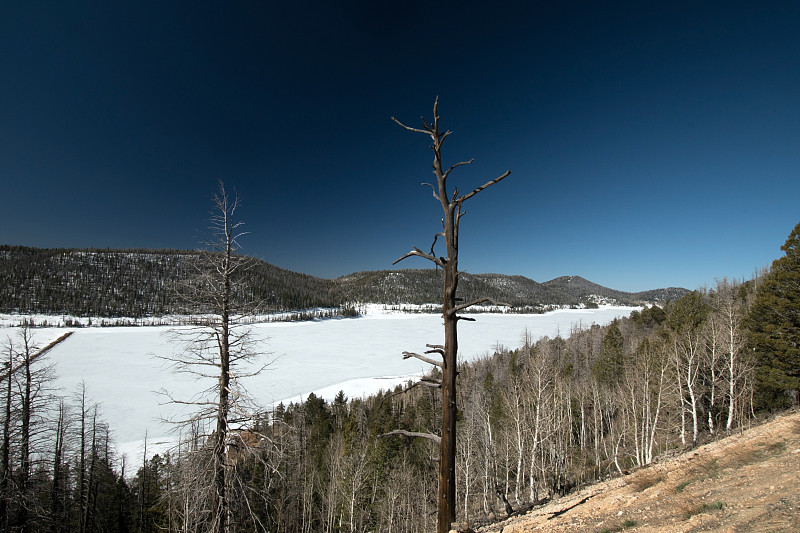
[0,245,688,318]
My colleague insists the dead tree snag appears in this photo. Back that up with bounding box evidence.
[392,98,510,533]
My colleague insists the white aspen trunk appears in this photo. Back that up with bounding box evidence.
[514,409,524,504]
[642,374,651,465]
[674,342,687,446]
[580,401,586,451]
[484,413,493,514]
[687,363,699,445]
[613,433,624,475]
[349,487,355,533]
[707,315,720,435]
[686,333,702,446]
[528,434,538,502]
[708,371,716,435]
[592,386,601,474]
[630,386,642,466]
[505,441,511,497]
[528,386,542,502]
[725,302,740,432]
[726,354,736,432]
[646,363,667,464]
[463,437,470,522]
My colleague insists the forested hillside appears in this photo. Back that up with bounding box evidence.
[0,245,687,318]
[0,246,339,317]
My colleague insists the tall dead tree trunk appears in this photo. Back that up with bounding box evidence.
[212,183,235,533]
[163,180,273,533]
[392,98,510,533]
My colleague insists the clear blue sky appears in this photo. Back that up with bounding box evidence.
[2,1,798,292]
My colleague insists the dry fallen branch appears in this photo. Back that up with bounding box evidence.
[1,331,73,380]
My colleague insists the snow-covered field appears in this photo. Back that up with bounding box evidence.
[1,305,637,463]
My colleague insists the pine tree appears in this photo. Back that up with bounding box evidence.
[747,221,800,408]
[593,320,625,386]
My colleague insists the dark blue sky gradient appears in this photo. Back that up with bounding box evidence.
[2,1,799,292]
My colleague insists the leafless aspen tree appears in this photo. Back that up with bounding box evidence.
[710,279,752,433]
[390,99,510,533]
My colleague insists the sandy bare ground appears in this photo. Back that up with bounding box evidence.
[476,410,800,533]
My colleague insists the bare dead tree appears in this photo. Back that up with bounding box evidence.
[162,181,273,533]
[0,327,71,533]
[391,98,510,533]
[1,337,12,532]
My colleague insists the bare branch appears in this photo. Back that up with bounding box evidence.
[391,116,430,135]
[442,159,474,183]
[425,344,445,356]
[422,182,440,201]
[403,351,443,368]
[418,376,442,388]
[394,247,445,268]
[379,429,441,444]
[453,297,511,313]
[457,170,512,204]
[162,398,221,408]
[430,232,444,258]
[375,376,442,411]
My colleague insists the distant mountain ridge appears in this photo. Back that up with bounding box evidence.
[0,245,689,318]
[343,270,688,307]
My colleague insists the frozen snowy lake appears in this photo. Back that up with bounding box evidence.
[1,306,637,462]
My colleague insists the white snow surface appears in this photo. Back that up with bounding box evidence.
[1,305,637,465]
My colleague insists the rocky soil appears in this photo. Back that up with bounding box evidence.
[476,410,800,533]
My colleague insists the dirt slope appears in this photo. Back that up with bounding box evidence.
[478,410,800,533]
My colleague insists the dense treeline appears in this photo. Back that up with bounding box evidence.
[0,246,687,319]
[0,246,339,318]
[1,221,797,531]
